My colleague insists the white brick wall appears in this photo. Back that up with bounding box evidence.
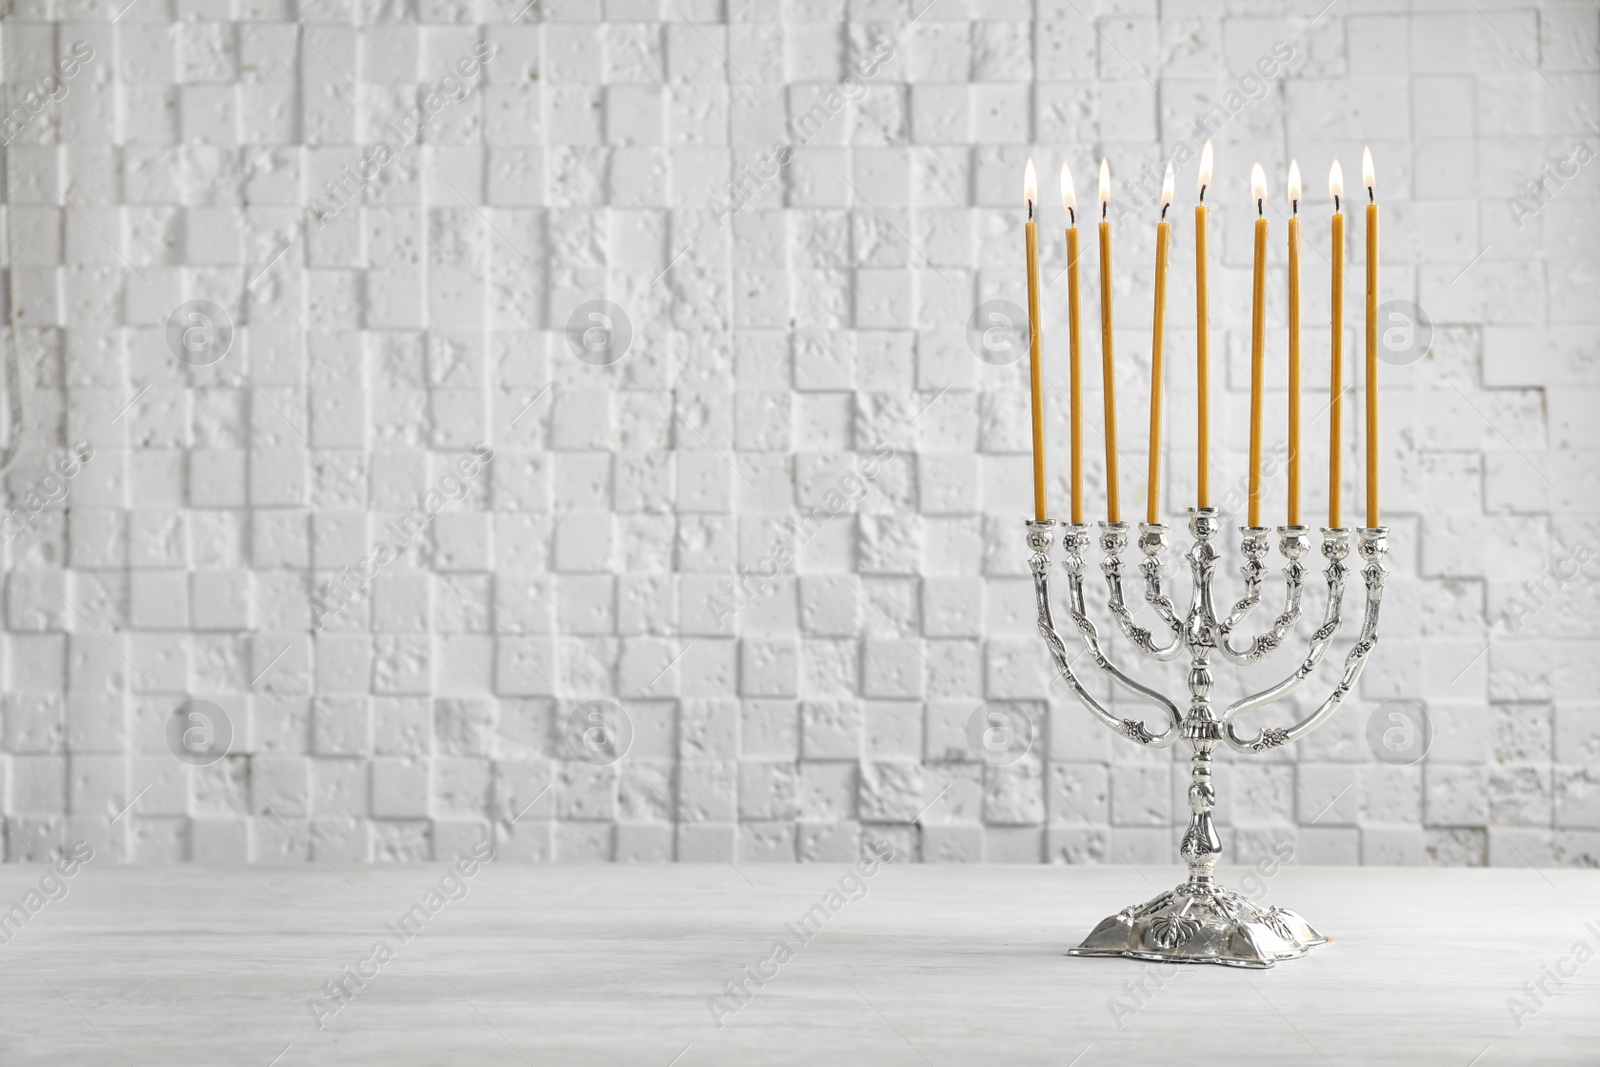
[1,0,1597,866]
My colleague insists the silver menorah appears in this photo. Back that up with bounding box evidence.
[1027,508,1390,968]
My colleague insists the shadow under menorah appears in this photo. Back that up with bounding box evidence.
[1027,509,1390,968]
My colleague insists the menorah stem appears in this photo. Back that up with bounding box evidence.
[1179,599,1223,886]
[1179,746,1222,886]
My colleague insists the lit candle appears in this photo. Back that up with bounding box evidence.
[1247,161,1268,529]
[1024,157,1046,522]
[1195,140,1213,509]
[1098,159,1119,523]
[1146,162,1174,525]
[1062,163,1085,525]
[1363,146,1379,529]
[1286,159,1302,528]
[1329,159,1345,529]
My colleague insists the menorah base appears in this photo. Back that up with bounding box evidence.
[1067,879,1329,969]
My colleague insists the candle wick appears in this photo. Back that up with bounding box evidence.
[1257,197,1263,217]
[1292,198,1298,216]
[1335,194,1341,213]
[1199,184,1206,204]
[1028,198,1033,220]
[1161,202,1168,220]
[1367,185,1374,204]
[1102,201,1107,221]
[1068,206,1075,227]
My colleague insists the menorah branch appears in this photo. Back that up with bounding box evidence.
[1216,527,1309,663]
[1225,526,1390,754]
[1102,522,1184,660]
[1028,520,1182,748]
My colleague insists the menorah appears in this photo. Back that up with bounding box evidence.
[1027,509,1389,968]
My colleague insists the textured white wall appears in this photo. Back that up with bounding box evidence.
[0,0,1596,866]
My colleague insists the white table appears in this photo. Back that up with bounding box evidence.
[1,862,1594,1065]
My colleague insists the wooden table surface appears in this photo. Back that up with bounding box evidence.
[0,862,1594,1065]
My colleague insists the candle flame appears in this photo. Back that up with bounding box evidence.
[1024,157,1037,209]
[1197,140,1213,197]
[1098,158,1110,205]
[1287,159,1302,210]
[1060,162,1076,216]
[1362,145,1376,196]
[1160,161,1174,211]
[1329,159,1344,204]
[1250,161,1266,206]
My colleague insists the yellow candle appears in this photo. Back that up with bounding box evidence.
[1195,140,1212,509]
[1062,163,1084,525]
[1329,160,1345,529]
[1098,159,1119,524]
[1146,162,1173,525]
[1024,158,1046,522]
[1286,160,1302,528]
[1363,146,1379,529]
[1247,162,1268,529]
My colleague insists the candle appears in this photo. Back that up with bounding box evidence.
[1329,159,1345,529]
[1024,157,1046,522]
[1247,162,1268,529]
[1363,146,1379,529]
[1146,162,1174,525]
[1286,159,1302,528]
[1098,159,1119,523]
[1062,163,1085,525]
[1195,140,1212,509]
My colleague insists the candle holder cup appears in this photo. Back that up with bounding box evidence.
[1027,509,1389,968]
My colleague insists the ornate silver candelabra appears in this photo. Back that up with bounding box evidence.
[1028,508,1389,968]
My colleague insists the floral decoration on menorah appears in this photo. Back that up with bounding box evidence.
[1018,143,1391,967]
